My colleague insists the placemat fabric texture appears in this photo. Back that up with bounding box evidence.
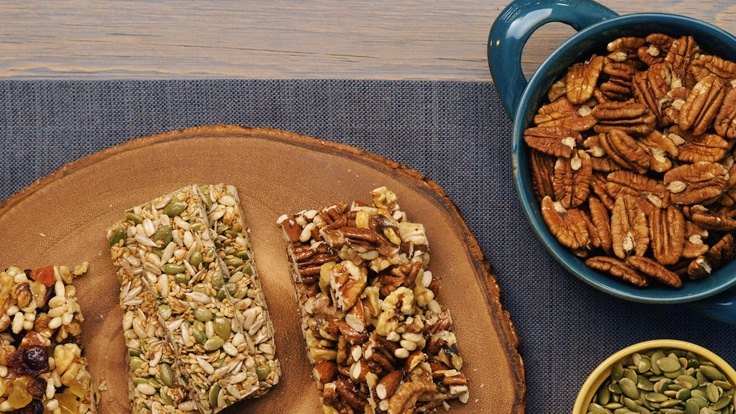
[1,80,735,413]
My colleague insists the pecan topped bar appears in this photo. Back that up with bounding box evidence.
[278,187,469,414]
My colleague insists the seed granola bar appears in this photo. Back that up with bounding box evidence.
[277,187,469,414]
[0,264,97,414]
[108,184,280,413]
[200,184,280,396]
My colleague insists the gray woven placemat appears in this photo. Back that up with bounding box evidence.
[1,79,734,413]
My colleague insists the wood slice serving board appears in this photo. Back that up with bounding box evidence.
[0,125,525,413]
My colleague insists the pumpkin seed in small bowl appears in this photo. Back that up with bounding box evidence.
[573,340,736,414]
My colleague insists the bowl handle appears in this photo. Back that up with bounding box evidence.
[487,0,618,117]
[689,288,736,325]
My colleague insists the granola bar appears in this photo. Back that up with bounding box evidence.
[277,187,469,414]
[119,275,198,413]
[0,264,97,414]
[108,184,279,413]
[200,184,280,395]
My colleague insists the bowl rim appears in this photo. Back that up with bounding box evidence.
[572,339,736,413]
[512,12,736,304]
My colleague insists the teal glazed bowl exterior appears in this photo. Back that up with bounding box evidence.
[488,0,736,316]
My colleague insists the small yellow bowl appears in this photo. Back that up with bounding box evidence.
[573,339,736,413]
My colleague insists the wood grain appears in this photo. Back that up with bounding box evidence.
[1,0,735,80]
[0,125,525,413]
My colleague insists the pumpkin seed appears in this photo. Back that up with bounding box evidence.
[713,394,733,410]
[620,377,639,399]
[163,200,187,217]
[684,400,700,414]
[658,356,682,373]
[706,382,721,402]
[586,348,735,414]
[109,228,126,246]
[162,263,185,275]
[160,363,175,387]
[208,383,221,408]
[189,250,203,269]
[159,390,174,405]
[256,365,270,381]
[204,336,224,351]
[586,402,609,414]
[675,374,698,390]
[125,211,144,224]
[194,307,213,322]
[701,365,725,381]
[151,225,173,245]
[214,317,231,340]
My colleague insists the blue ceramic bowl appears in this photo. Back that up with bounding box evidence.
[488,0,736,318]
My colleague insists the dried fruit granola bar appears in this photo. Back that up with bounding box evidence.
[277,187,469,414]
[108,184,280,413]
[0,264,97,413]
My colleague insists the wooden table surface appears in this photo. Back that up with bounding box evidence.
[2,0,735,81]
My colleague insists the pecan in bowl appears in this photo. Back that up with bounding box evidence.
[489,0,736,305]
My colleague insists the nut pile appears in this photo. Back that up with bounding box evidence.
[585,348,735,413]
[0,264,97,413]
[277,187,469,414]
[108,184,280,413]
[526,33,736,287]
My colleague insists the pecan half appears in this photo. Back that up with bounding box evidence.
[600,61,637,101]
[540,196,590,250]
[530,150,556,202]
[668,125,730,164]
[649,205,685,265]
[591,173,616,210]
[664,161,728,205]
[388,369,437,414]
[566,55,606,104]
[637,33,674,66]
[588,196,612,254]
[533,97,597,132]
[687,256,713,280]
[632,62,673,124]
[553,149,592,209]
[678,74,726,136]
[665,35,700,88]
[639,130,679,172]
[605,170,667,213]
[592,100,657,136]
[523,126,580,158]
[714,86,736,139]
[598,129,651,174]
[607,36,646,64]
[626,255,682,288]
[682,220,711,259]
[610,195,650,259]
[585,256,648,287]
[661,86,690,126]
[690,54,736,83]
[687,204,736,231]
[705,233,736,271]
